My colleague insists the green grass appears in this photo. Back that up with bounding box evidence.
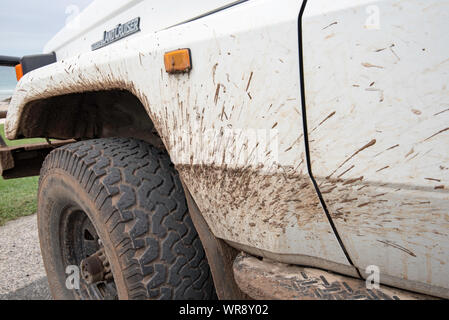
[0,176,39,226]
[1,123,45,226]
[0,123,46,146]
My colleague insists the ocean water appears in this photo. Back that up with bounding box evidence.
[0,67,17,101]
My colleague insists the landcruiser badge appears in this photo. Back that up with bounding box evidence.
[91,17,141,51]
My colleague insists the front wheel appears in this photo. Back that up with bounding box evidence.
[37,138,216,300]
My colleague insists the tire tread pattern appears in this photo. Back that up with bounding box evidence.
[40,138,215,300]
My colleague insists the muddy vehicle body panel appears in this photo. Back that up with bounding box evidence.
[3,0,449,299]
[303,0,449,298]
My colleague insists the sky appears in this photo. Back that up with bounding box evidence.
[0,0,93,57]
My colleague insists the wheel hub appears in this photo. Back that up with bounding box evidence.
[80,247,112,284]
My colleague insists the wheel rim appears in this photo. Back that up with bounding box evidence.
[60,207,118,300]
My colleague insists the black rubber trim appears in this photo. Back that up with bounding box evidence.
[297,0,362,279]
[21,52,57,75]
[0,55,21,67]
[0,53,56,72]
[163,0,249,30]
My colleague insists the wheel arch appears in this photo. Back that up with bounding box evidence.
[12,89,165,150]
[4,43,168,148]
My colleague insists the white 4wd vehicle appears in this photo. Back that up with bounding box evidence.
[0,0,448,300]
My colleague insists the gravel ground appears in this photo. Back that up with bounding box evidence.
[1,99,51,299]
[0,214,52,300]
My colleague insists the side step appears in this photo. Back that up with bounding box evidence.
[0,139,74,179]
[233,253,433,300]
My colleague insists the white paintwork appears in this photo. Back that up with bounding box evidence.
[6,0,356,277]
[44,0,246,58]
[303,0,449,298]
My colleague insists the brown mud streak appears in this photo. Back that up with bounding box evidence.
[342,176,363,185]
[214,84,221,105]
[377,240,417,257]
[322,21,338,30]
[176,164,322,241]
[311,111,336,132]
[212,63,218,85]
[337,165,355,178]
[327,139,376,179]
[387,144,399,150]
[361,62,384,69]
[424,127,449,141]
[246,72,253,92]
[376,166,389,172]
[434,108,449,116]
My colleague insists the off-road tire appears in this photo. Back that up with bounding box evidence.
[37,137,216,299]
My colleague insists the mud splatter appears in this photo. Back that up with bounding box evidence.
[214,84,221,105]
[311,111,336,132]
[327,139,376,178]
[322,21,338,30]
[424,127,449,141]
[212,63,218,85]
[434,108,449,116]
[377,240,416,257]
[246,72,253,92]
[337,165,355,178]
[362,62,384,69]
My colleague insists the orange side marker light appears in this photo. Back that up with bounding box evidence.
[164,49,192,74]
[15,64,23,81]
